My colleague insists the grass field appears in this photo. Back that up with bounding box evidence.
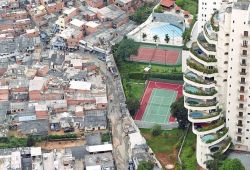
[140,128,183,167]
[124,81,145,100]
[180,130,197,170]
[119,62,182,75]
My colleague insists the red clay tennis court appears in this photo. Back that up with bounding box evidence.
[130,47,180,65]
[134,81,183,124]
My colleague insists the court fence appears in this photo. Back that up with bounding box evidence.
[134,120,178,129]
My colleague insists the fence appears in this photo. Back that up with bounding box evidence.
[134,120,178,129]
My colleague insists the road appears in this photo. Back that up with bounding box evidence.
[80,51,129,169]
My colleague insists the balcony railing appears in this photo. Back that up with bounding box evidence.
[236,131,243,135]
[186,100,218,107]
[239,81,247,85]
[204,22,218,41]
[240,62,247,66]
[203,128,228,144]
[190,45,217,63]
[218,137,232,153]
[197,34,216,52]
[238,98,247,102]
[239,71,247,75]
[187,59,218,74]
[210,11,219,32]
[184,86,217,96]
[236,123,243,127]
[241,43,248,48]
[184,74,215,85]
[190,109,222,120]
[196,119,224,132]
[238,89,247,93]
[240,53,248,57]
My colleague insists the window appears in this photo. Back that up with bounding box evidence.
[240,86,245,92]
[244,31,248,37]
[241,77,246,83]
[242,50,247,56]
[225,33,229,36]
[243,40,248,47]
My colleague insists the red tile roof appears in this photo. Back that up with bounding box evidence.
[160,0,174,8]
[175,6,181,11]
[183,10,190,15]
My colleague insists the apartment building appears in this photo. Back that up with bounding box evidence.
[184,0,250,168]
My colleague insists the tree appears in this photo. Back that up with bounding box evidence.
[219,159,245,170]
[142,33,147,41]
[170,97,188,129]
[154,5,164,13]
[138,161,154,170]
[151,125,161,136]
[126,98,140,117]
[153,35,158,42]
[113,38,140,65]
[27,135,36,147]
[164,34,170,43]
[205,152,227,170]
[176,0,184,7]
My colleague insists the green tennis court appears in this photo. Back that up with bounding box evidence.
[142,88,177,124]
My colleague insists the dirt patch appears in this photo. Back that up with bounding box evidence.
[142,133,151,140]
[155,147,178,170]
[37,140,85,150]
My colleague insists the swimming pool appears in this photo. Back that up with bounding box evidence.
[202,134,216,142]
[190,111,204,118]
[186,72,198,79]
[185,85,199,93]
[150,23,183,39]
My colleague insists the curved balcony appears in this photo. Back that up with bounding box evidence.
[185,98,218,111]
[184,73,216,88]
[188,110,222,123]
[209,137,231,154]
[201,128,228,146]
[210,11,219,32]
[183,85,217,100]
[190,43,217,66]
[187,59,218,77]
[204,22,218,44]
[197,33,216,55]
[193,119,225,135]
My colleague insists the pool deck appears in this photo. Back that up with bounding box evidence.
[132,21,183,46]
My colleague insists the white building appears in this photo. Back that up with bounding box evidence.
[184,0,250,169]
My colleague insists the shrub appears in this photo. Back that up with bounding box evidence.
[151,125,162,136]
[101,133,111,143]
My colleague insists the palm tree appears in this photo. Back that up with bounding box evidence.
[153,35,158,42]
[142,33,147,41]
[165,34,170,43]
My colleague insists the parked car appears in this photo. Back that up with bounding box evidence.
[64,127,75,133]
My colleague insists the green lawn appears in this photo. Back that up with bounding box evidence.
[119,62,182,75]
[177,0,198,15]
[140,128,183,153]
[180,130,197,170]
[127,82,145,100]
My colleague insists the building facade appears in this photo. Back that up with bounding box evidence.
[184,0,250,168]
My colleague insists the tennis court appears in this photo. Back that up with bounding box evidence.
[134,81,183,125]
[142,89,177,124]
[130,44,182,65]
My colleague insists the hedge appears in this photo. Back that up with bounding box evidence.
[128,72,183,81]
[48,133,77,140]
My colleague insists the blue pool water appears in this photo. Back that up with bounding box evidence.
[150,24,183,39]
[185,85,199,93]
[202,134,216,142]
[190,111,204,118]
[186,72,198,78]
